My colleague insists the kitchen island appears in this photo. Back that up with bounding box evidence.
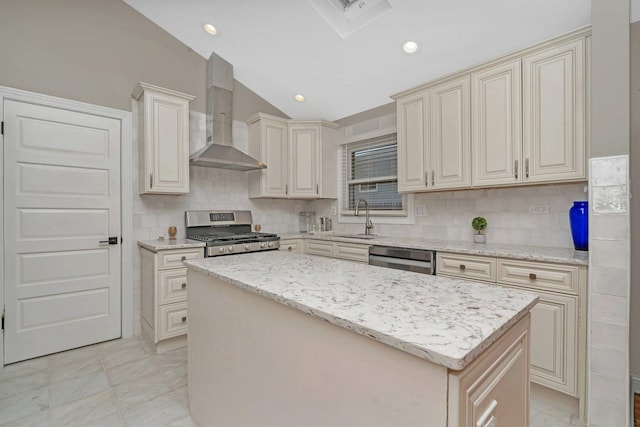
[185,251,538,427]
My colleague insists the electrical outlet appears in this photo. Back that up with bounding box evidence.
[416,205,427,217]
[331,206,337,215]
[529,204,550,214]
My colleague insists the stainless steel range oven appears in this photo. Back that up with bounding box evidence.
[185,210,280,257]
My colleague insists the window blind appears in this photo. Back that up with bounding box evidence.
[341,133,404,213]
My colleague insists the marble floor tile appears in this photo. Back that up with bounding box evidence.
[173,385,189,410]
[50,353,102,384]
[96,336,143,354]
[113,372,171,410]
[121,392,191,427]
[50,371,111,408]
[99,342,150,370]
[155,346,188,369]
[105,356,161,387]
[0,358,48,382]
[50,390,121,427]
[161,362,188,391]
[49,345,98,365]
[0,369,49,400]
[0,386,49,425]
[0,409,50,427]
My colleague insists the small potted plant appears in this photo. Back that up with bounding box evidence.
[472,216,487,243]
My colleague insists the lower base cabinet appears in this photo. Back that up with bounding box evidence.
[140,246,203,353]
[436,251,587,418]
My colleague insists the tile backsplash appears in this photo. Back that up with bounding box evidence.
[312,182,587,248]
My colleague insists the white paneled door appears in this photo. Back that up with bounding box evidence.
[3,99,121,364]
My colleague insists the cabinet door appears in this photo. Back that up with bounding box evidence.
[472,60,522,186]
[396,92,429,192]
[261,118,289,197]
[523,39,585,183]
[430,76,471,189]
[305,239,334,257]
[138,85,193,195]
[500,285,578,396]
[289,125,320,198]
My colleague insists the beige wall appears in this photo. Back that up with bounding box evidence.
[0,0,285,120]
[630,20,640,377]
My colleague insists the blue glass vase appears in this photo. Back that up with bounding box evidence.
[569,201,588,251]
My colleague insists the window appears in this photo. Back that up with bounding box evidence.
[341,133,407,216]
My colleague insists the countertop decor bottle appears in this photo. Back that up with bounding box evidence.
[569,201,588,251]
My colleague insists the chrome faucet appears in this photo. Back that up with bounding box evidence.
[354,198,374,235]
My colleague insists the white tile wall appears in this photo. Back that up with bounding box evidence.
[588,155,631,426]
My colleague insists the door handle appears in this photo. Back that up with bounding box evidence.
[99,237,118,245]
[515,159,519,179]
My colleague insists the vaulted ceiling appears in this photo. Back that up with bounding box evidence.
[123,0,592,121]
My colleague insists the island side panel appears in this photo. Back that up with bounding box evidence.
[187,269,449,427]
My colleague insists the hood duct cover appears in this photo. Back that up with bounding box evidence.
[189,52,266,171]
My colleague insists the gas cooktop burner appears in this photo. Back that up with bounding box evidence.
[185,210,280,257]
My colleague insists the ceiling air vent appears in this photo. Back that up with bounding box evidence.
[308,0,392,39]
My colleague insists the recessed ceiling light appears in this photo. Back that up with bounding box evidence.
[204,24,218,36]
[403,41,419,54]
[294,94,305,102]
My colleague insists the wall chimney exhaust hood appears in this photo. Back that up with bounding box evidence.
[189,52,266,171]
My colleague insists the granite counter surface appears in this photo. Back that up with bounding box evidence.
[137,239,206,252]
[279,233,588,265]
[185,251,538,370]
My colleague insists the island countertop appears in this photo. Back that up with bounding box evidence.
[184,251,538,370]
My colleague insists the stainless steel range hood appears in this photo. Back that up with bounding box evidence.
[189,52,266,171]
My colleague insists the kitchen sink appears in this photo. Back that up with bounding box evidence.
[332,234,378,240]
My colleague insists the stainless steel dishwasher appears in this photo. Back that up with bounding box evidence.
[368,245,436,275]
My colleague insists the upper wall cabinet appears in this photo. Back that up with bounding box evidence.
[471,60,522,186]
[394,27,589,193]
[247,113,339,199]
[133,83,195,195]
[396,76,471,192]
[522,39,585,183]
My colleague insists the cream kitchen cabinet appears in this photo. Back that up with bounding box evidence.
[133,82,195,195]
[436,252,587,413]
[396,76,471,192]
[247,113,339,199]
[395,28,589,192]
[471,59,523,186]
[522,38,586,183]
[303,239,370,263]
[279,238,304,253]
[140,246,203,353]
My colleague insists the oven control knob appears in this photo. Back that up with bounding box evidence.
[260,242,267,248]
[218,247,224,254]
[228,246,234,252]
[244,244,251,250]
[268,242,274,248]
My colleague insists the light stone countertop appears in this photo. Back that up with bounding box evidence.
[184,251,539,370]
[279,232,588,266]
[137,239,206,252]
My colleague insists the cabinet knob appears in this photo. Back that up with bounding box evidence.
[459,264,466,270]
[287,246,293,252]
[181,256,186,261]
[529,273,537,280]
[181,316,187,323]
[181,283,187,289]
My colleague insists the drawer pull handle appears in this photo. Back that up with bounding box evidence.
[181,283,187,289]
[287,246,292,251]
[181,316,187,323]
[459,264,466,270]
[529,273,537,280]
[181,256,186,261]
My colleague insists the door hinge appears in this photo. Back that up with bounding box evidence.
[1,121,4,135]
[2,306,5,331]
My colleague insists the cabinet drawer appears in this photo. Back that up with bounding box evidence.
[497,259,579,294]
[305,240,334,257]
[279,239,304,254]
[158,248,203,269]
[158,302,188,340]
[334,242,370,263]
[159,268,188,305]
[437,253,496,282]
